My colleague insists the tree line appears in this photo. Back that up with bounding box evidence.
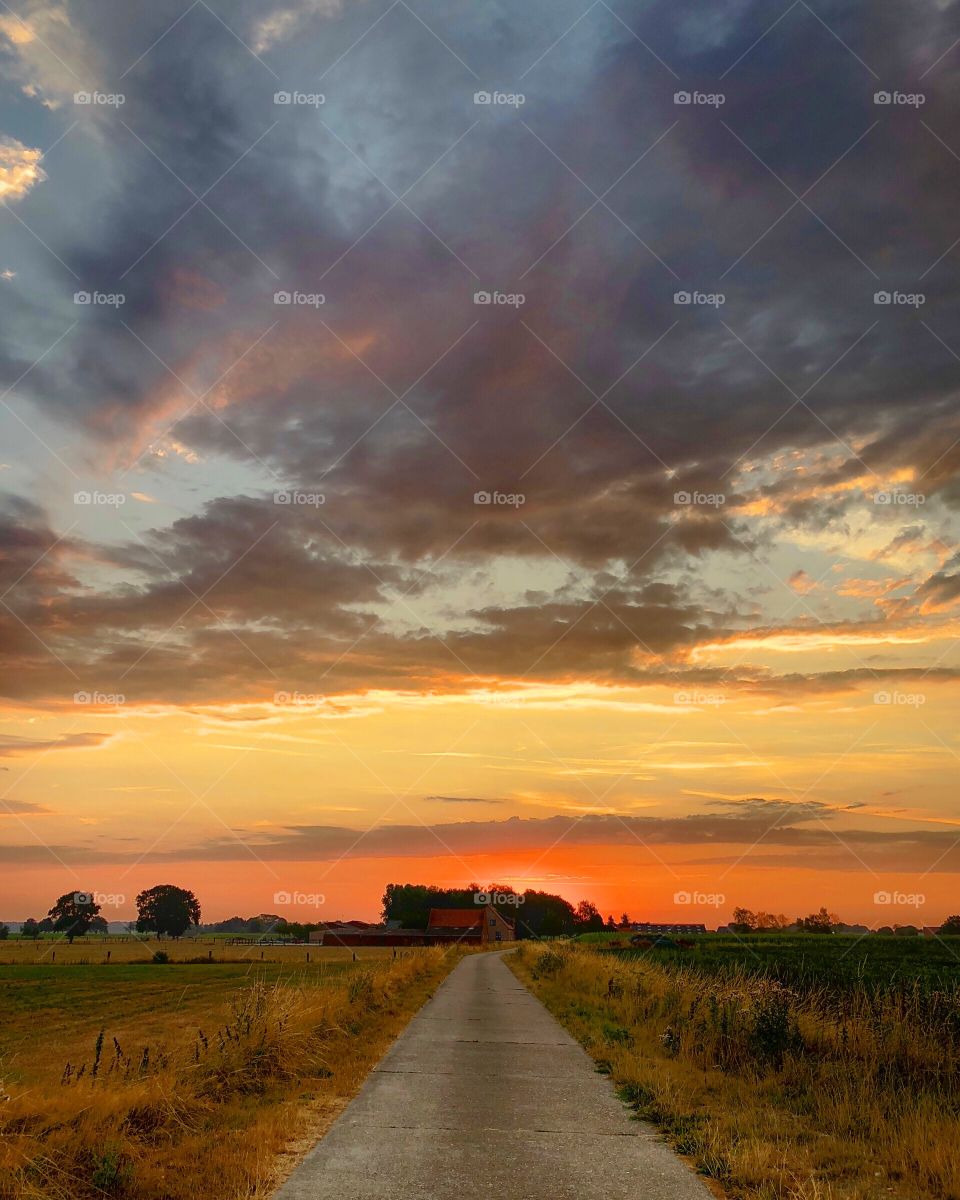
[12,885,201,943]
[380,883,621,937]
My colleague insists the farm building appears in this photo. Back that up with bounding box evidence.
[309,904,515,947]
[426,905,516,944]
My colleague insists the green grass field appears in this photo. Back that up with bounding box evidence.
[580,931,960,990]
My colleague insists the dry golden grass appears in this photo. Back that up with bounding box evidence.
[510,943,960,1200]
[0,947,461,1199]
[0,939,400,965]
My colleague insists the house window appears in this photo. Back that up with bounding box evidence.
[489,918,496,926]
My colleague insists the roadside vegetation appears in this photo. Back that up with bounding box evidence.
[511,940,960,1200]
[0,947,458,1200]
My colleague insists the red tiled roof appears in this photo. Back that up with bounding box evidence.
[427,908,482,929]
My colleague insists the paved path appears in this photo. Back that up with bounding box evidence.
[275,951,714,1199]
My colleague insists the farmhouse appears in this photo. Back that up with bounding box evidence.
[427,905,516,944]
[308,904,515,947]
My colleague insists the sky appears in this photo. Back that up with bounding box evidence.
[1,0,960,927]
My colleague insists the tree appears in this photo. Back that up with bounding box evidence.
[89,915,109,934]
[939,915,960,935]
[21,918,39,940]
[796,907,839,933]
[605,914,617,930]
[38,917,54,933]
[574,900,604,932]
[48,891,101,942]
[731,906,756,933]
[893,924,919,937]
[619,912,631,928]
[0,923,8,940]
[754,912,790,930]
[136,884,201,938]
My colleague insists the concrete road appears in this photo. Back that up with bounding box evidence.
[275,951,714,1199]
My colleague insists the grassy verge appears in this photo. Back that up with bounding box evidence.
[510,942,960,1200]
[0,947,460,1199]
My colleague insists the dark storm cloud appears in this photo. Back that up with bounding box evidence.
[1,0,960,700]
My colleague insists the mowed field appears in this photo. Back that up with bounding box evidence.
[0,943,460,1200]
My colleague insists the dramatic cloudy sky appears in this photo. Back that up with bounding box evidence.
[1,0,960,924]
